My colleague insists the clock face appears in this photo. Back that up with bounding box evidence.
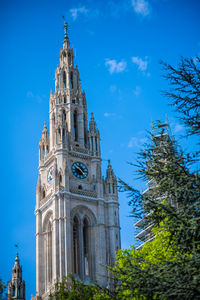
[48,166,54,184]
[71,162,88,179]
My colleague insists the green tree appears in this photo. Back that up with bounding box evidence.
[0,278,6,300]
[161,56,200,136]
[114,56,200,299]
[49,274,112,300]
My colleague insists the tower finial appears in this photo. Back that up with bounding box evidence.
[63,17,68,40]
[14,244,19,256]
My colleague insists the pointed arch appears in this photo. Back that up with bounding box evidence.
[63,71,66,89]
[62,109,66,122]
[70,206,96,280]
[70,71,73,89]
[42,210,53,290]
[83,217,89,276]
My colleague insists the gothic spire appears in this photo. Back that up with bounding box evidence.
[8,254,25,300]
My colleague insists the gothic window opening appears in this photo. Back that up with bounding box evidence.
[95,137,98,152]
[84,114,87,147]
[68,53,71,65]
[73,216,79,275]
[58,128,61,142]
[113,183,115,194]
[83,218,89,276]
[70,72,74,89]
[42,146,45,160]
[78,185,82,190]
[42,190,45,198]
[59,174,62,184]
[74,110,78,141]
[46,145,49,155]
[91,137,94,152]
[64,96,66,104]
[62,128,65,142]
[62,110,66,122]
[63,71,66,89]
[47,221,52,283]
[108,183,111,194]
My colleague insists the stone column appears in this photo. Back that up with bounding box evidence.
[52,196,59,283]
[64,196,72,275]
[59,195,64,281]
[36,209,41,296]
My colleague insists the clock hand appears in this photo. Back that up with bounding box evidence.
[76,165,86,176]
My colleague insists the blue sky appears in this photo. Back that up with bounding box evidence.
[1,0,200,298]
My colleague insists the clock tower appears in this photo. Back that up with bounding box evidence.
[35,23,120,299]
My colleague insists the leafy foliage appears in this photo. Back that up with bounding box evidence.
[49,274,112,300]
[0,279,6,300]
[115,56,200,299]
[161,56,200,137]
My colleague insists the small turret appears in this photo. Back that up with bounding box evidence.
[88,113,100,156]
[8,254,25,300]
[105,160,118,200]
[39,122,49,162]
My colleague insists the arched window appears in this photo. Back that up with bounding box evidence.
[42,145,45,160]
[47,221,52,283]
[62,128,65,143]
[84,114,87,147]
[91,137,94,152]
[62,110,66,122]
[63,71,66,89]
[95,137,98,152]
[64,96,66,104]
[108,183,111,194]
[58,128,61,142]
[73,216,79,275]
[70,72,73,89]
[113,183,115,194]
[59,174,62,184]
[68,53,71,65]
[83,218,89,276]
[78,185,82,190]
[74,110,78,141]
[42,190,45,198]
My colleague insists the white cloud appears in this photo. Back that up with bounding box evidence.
[128,136,147,148]
[132,56,148,71]
[133,85,141,96]
[70,6,89,20]
[26,91,46,103]
[105,59,127,74]
[174,123,184,133]
[104,112,116,117]
[131,0,151,16]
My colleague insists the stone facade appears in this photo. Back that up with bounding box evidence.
[35,24,121,299]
